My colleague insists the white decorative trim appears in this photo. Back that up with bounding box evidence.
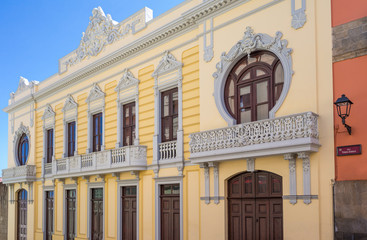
[86,83,106,153]
[200,163,210,204]
[116,179,139,240]
[298,152,311,204]
[63,95,78,157]
[60,7,153,73]
[246,158,255,172]
[63,184,77,239]
[154,176,183,240]
[14,76,39,95]
[284,153,297,204]
[203,18,214,62]
[11,112,14,133]
[42,104,56,178]
[13,122,31,166]
[213,26,293,126]
[152,51,184,171]
[115,69,140,148]
[87,181,105,239]
[208,162,219,204]
[291,0,306,30]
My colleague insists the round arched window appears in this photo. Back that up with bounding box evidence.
[224,51,284,124]
[17,134,29,165]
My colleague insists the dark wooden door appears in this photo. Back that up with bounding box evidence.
[160,184,180,240]
[228,171,283,240]
[121,186,137,240]
[46,191,54,240]
[91,188,103,240]
[66,190,76,240]
[17,190,27,240]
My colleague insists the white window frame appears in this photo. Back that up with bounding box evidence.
[152,51,184,168]
[13,122,31,166]
[212,27,294,126]
[43,185,55,240]
[86,83,106,153]
[86,180,105,239]
[62,94,78,157]
[116,177,140,240]
[42,104,56,176]
[154,176,183,240]
[115,69,140,148]
[63,183,78,240]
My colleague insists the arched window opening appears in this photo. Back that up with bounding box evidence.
[17,134,29,166]
[224,51,284,124]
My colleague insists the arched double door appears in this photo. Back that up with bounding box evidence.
[17,189,27,240]
[228,171,283,240]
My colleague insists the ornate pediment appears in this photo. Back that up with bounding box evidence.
[42,104,55,120]
[213,27,292,80]
[115,69,139,92]
[15,77,39,94]
[152,51,183,77]
[13,122,30,143]
[62,94,78,112]
[86,83,105,103]
[60,7,153,73]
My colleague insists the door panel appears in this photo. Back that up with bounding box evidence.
[121,186,137,240]
[160,184,180,240]
[228,172,283,240]
[17,190,27,240]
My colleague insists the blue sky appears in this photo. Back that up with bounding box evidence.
[0,0,185,175]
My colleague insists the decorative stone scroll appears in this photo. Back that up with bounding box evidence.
[213,27,293,125]
[291,0,306,30]
[59,7,153,73]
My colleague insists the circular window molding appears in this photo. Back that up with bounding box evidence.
[213,27,294,126]
[13,122,31,166]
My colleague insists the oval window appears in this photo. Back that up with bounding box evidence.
[17,134,29,165]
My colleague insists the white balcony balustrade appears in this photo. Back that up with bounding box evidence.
[43,145,147,178]
[2,165,37,184]
[159,140,177,161]
[189,112,320,163]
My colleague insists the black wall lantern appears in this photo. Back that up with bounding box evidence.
[334,94,353,135]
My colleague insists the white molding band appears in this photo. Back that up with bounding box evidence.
[116,178,139,240]
[86,83,106,153]
[284,153,297,204]
[154,176,183,240]
[291,0,306,30]
[213,26,293,126]
[298,152,311,204]
[115,69,140,148]
[62,94,78,157]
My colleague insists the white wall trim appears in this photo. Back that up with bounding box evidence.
[86,83,106,153]
[116,178,139,240]
[62,94,78,157]
[42,104,56,177]
[284,153,297,204]
[212,26,293,126]
[154,176,184,240]
[298,152,311,204]
[86,180,105,239]
[291,0,306,29]
[115,69,140,148]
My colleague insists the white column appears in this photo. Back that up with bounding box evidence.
[87,110,91,153]
[116,101,122,148]
[284,153,297,204]
[153,85,160,164]
[298,152,311,204]
[134,90,140,145]
[176,76,184,161]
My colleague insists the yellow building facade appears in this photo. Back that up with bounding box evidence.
[3,0,335,239]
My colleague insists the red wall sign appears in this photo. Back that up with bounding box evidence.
[337,145,362,156]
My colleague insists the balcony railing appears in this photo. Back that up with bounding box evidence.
[2,165,37,184]
[189,112,320,162]
[159,140,177,160]
[44,145,147,178]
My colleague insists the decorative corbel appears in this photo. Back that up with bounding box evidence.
[208,162,219,204]
[200,163,210,204]
[247,158,255,172]
[112,172,121,181]
[298,152,311,204]
[284,153,297,204]
[130,171,140,180]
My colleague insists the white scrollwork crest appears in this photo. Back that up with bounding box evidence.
[86,83,105,103]
[62,94,78,112]
[213,27,293,126]
[115,69,140,92]
[152,51,183,77]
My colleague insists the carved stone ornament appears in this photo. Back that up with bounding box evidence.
[42,104,55,120]
[115,69,140,92]
[15,76,39,95]
[86,83,105,103]
[13,122,31,166]
[152,51,183,77]
[62,94,78,112]
[62,7,152,71]
[291,0,307,30]
[213,26,293,126]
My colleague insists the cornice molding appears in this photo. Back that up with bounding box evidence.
[4,0,246,113]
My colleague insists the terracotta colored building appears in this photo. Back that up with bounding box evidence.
[332,0,367,239]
